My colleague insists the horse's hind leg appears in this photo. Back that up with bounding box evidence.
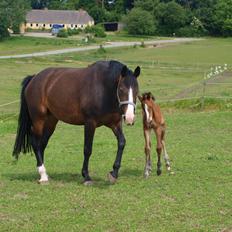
[31,114,57,183]
[144,129,152,178]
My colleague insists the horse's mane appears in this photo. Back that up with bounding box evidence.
[141,92,155,101]
[108,60,126,80]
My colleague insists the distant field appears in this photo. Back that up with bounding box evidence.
[0,38,232,231]
[0,32,162,56]
[0,37,232,114]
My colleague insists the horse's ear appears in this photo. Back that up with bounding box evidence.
[134,66,140,78]
[121,65,128,77]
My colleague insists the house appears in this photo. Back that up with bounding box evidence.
[21,9,94,32]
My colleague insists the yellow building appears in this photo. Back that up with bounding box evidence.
[22,9,94,32]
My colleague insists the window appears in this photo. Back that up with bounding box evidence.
[71,24,73,28]
[75,25,77,28]
[36,24,38,27]
[43,24,46,27]
[50,24,52,27]
[81,25,83,28]
[30,23,33,27]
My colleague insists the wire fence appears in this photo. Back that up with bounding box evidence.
[0,70,231,122]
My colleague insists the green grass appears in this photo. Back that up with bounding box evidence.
[1,111,232,231]
[1,38,232,231]
[0,36,90,56]
[0,32,164,56]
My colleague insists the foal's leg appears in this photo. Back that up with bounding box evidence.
[108,121,126,183]
[155,127,163,176]
[161,134,171,171]
[144,129,152,178]
[82,121,96,185]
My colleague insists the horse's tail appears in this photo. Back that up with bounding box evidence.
[13,75,34,159]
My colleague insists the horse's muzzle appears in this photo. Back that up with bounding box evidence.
[123,115,135,126]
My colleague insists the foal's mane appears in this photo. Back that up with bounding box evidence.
[141,92,155,101]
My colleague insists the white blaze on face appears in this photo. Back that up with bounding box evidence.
[144,104,152,123]
[125,87,135,125]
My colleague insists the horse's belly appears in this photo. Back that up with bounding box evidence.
[48,104,85,125]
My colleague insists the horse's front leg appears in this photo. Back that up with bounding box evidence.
[108,122,126,184]
[82,120,96,185]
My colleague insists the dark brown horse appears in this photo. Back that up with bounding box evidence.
[139,92,171,177]
[13,60,140,184]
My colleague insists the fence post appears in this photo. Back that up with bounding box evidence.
[201,72,206,110]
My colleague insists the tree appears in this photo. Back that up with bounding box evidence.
[222,19,232,37]
[89,6,107,24]
[134,0,159,13]
[124,8,156,35]
[31,0,49,9]
[157,1,187,35]
[0,0,30,39]
[211,0,232,35]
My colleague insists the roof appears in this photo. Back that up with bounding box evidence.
[26,9,94,25]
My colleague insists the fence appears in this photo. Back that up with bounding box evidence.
[0,66,231,122]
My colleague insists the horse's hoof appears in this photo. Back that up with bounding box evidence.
[157,170,162,176]
[108,172,117,184]
[37,180,49,185]
[83,180,93,186]
[167,166,171,171]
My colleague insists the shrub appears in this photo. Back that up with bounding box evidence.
[67,28,80,36]
[222,19,232,37]
[124,8,156,35]
[84,25,106,38]
[57,29,68,38]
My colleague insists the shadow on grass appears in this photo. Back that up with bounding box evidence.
[3,172,112,189]
[120,168,142,178]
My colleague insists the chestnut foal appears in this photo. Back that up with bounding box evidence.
[139,92,171,177]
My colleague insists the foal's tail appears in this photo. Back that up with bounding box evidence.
[13,75,34,159]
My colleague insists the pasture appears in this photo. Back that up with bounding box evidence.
[0,38,232,231]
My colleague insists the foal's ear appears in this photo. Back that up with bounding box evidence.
[121,65,128,77]
[138,95,143,102]
[134,66,140,78]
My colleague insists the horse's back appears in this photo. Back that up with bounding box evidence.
[24,62,120,125]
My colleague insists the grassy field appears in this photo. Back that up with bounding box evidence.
[0,38,232,231]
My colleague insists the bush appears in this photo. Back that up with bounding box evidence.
[67,28,80,36]
[57,29,68,38]
[0,22,9,40]
[124,8,156,35]
[222,19,232,37]
[84,25,106,38]
[177,26,207,37]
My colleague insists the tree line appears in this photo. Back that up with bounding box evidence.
[0,0,232,40]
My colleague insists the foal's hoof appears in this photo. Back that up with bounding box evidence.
[157,170,162,176]
[108,172,117,184]
[83,180,93,186]
[144,171,150,179]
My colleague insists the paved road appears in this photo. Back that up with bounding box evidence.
[0,38,202,59]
